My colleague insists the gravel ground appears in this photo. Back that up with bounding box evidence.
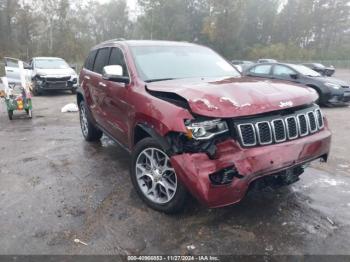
[0,70,350,256]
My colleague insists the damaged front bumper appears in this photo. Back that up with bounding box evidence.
[326,89,350,105]
[170,128,331,208]
[34,76,78,91]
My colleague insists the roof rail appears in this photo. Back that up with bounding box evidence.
[100,38,126,45]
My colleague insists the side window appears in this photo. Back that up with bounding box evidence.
[108,47,129,77]
[84,50,97,71]
[5,58,19,68]
[250,65,272,75]
[273,65,295,77]
[92,48,110,74]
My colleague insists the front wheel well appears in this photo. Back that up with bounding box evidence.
[133,125,152,146]
[306,84,321,95]
[77,92,84,106]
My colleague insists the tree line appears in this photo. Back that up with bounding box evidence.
[0,0,349,64]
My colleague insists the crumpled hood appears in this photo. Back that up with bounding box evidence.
[34,68,77,77]
[146,77,318,118]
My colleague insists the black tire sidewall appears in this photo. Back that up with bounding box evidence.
[130,137,187,213]
[79,100,102,141]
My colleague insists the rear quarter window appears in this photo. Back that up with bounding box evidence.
[250,65,272,75]
[84,50,97,71]
[93,48,111,74]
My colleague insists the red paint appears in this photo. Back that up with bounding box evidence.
[79,41,331,208]
[171,128,331,208]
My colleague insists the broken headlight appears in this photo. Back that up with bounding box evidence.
[185,119,229,140]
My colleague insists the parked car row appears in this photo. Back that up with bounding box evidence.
[230,58,349,106]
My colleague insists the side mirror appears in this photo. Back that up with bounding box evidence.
[290,73,299,80]
[70,64,77,70]
[102,65,129,84]
[23,64,32,70]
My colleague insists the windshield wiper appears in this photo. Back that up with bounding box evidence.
[145,78,177,83]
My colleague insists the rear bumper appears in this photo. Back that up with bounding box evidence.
[170,128,331,208]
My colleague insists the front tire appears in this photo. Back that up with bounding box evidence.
[79,100,103,141]
[130,138,187,213]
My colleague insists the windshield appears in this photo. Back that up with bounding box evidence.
[290,64,321,77]
[34,59,70,69]
[130,45,241,82]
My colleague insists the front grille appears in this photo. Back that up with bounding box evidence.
[45,76,71,82]
[47,82,67,89]
[235,106,324,147]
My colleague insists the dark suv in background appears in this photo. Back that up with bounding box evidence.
[77,40,331,213]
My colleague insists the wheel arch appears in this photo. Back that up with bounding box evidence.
[305,84,323,102]
[77,91,84,106]
[133,123,172,155]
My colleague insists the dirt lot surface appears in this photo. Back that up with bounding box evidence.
[0,70,350,255]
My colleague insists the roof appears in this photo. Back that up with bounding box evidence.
[94,39,198,49]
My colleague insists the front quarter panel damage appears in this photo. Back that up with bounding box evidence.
[170,128,331,208]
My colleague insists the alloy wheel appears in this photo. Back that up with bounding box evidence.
[135,148,177,204]
[80,104,89,137]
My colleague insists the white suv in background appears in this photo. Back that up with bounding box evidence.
[4,57,78,95]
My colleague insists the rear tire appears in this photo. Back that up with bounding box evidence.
[130,137,187,214]
[79,100,103,141]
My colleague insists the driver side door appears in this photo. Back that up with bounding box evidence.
[272,65,299,83]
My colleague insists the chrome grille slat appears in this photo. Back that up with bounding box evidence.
[236,107,324,147]
[285,116,298,140]
[237,123,256,147]
[307,111,318,133]
[271,119,286,142]
[256,121,272,145]
[315,109,324,129]
[297,114,309,137]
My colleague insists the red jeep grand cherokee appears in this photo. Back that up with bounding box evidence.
[77,40,331,213]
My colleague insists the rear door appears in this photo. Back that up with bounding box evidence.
[272,64,300,83]
[89,47,111,130]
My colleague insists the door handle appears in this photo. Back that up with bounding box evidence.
[6,69,14,72]
[98,82,107,87]
[84,76,91,80]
